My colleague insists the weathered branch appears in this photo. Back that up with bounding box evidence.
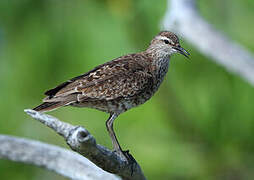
[18,109,145,180]
[162,0,254,86]
[0,135,118,180]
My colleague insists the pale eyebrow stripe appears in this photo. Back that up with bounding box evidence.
[156,36,170,41]
[157,36,174,44]
[159,37,170,41]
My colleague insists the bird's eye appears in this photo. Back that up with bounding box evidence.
[163,40,170,44]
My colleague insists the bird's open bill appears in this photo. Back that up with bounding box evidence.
[174,46,190,59]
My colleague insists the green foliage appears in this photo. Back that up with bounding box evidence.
[0,0,254,179]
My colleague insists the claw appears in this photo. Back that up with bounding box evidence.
[122,150,136,163]
[122,150,137,176]
[113,149,137,175]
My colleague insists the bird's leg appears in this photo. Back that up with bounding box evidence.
[106,114,137,167]
[106,113,123,153]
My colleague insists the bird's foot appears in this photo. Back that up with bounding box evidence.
[122,150,136,164]
[114,149,137,176]
[122,150,137,176]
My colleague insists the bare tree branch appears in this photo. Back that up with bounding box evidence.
[0,135,118,180]
[162,0,254,86]
[20,109,146,180]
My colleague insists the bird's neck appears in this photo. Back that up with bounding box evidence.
[145,49,171,89]
[145,48,171,72]
[154,56,170,85]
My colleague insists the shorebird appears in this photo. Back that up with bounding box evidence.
[33,31,189,160]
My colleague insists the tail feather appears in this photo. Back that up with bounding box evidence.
[33,101,67,112]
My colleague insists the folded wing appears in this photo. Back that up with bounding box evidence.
[43,54,154,104]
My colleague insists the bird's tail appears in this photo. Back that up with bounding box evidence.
[33,101,67,112]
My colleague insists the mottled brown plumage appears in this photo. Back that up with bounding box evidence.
[33,31,189,159]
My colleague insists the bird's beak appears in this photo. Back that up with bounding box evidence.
[173,46,190,59]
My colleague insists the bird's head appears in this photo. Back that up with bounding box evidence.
[147,31,190,58]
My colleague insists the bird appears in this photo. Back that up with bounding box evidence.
[33,31,189,160]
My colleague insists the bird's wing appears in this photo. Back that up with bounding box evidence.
[43,54,154,103]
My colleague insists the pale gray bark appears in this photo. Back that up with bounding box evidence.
[162,0,254,86]
[0,135,118,180]
[0,109,145,180]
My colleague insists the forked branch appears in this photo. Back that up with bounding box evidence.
[23,109,145,180]
[0,110,146,180]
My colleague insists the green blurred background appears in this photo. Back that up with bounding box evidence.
[0,0,254,179]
